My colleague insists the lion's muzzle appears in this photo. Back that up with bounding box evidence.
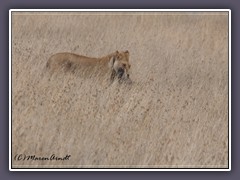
[117,68,124,79]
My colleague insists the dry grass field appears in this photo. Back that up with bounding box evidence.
[11,11,229,168]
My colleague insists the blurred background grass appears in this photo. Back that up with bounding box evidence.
[12,12,228,168]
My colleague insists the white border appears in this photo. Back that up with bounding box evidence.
[9,9,231,172]
[9,9,231,11]
[228,9,232,172]
[9,9,12,172]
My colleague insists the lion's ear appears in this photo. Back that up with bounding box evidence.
[125,50,129,58]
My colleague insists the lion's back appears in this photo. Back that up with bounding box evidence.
[46,52,109,76]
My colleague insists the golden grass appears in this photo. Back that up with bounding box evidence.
[12,12,228,168]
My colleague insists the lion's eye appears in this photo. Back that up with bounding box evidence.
[123,64,126,68]
[117,55,122,59]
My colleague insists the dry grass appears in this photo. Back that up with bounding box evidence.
[11,12,228,168]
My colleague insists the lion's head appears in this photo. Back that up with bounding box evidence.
[109,50,131,82]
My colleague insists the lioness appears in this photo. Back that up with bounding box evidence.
[46,50,131,83]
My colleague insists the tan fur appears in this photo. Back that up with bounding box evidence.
[46,50,131,82]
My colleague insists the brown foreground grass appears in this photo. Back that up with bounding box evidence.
[11,12,229,168]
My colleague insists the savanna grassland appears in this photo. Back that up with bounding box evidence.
[11,12,229,168]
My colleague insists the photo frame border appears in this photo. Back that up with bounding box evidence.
[9,9,231,171]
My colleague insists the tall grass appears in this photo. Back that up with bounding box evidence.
[12,12,228,168]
